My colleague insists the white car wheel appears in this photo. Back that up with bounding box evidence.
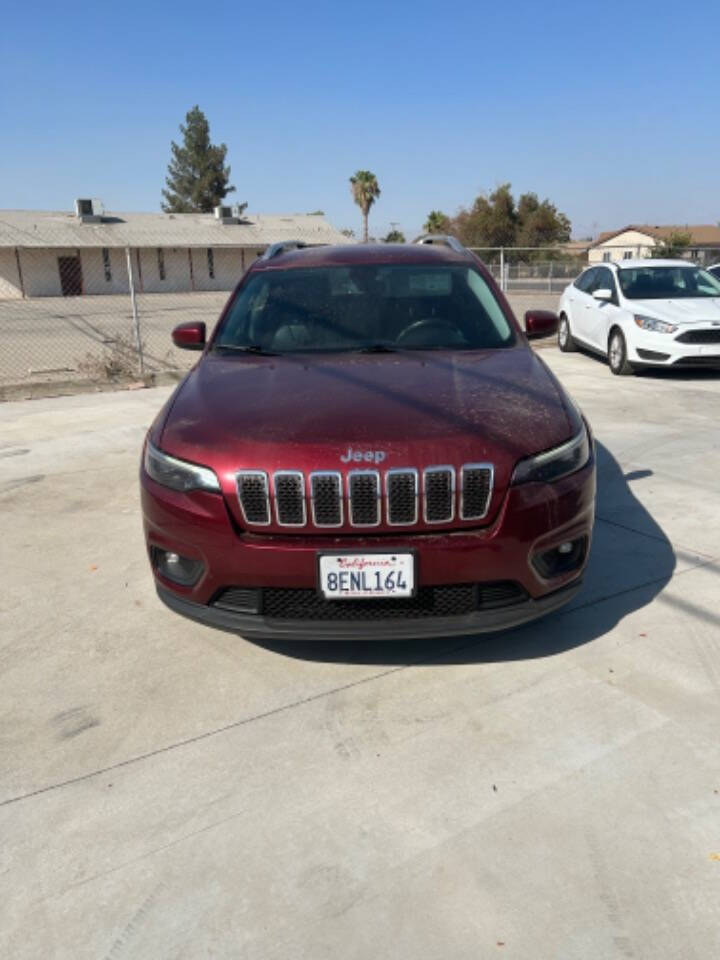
[608,329,634,376]
[557,314,576,352]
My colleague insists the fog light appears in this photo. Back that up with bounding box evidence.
[152,548,204,586]
[532,536,587,579]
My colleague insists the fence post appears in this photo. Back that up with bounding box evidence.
[126,245,144,375]
[548,259,553,292]
[499,247,505,292]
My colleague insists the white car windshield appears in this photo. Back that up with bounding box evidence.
[215,265,516,354]
[618,265,720,300]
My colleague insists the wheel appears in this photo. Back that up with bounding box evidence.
[608,329,634,376]
[557,314,576,352]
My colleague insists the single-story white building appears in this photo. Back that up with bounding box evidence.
[588,225,720,264]
[0,200,350,299]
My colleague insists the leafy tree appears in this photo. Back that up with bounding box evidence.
[162,106,235,213]
[649,231,692,259]
[449,184,571,256]
[383,229,406,243]
[424,210,450,234]
[451,183,517,248]
[307,210,325,216]
[341,228,356,239]
[516,193,571,248]
[349,170,381,242]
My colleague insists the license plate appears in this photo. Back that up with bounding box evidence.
[318,552,415,599]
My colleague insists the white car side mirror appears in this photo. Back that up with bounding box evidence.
[592,288,613,302]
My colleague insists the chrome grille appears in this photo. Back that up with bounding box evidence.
[348,471,380,526]
[273,471,305,526]
[460,464,493,520]
[423,467,455,523]
[236,463,492,528]
[236,471,270,525]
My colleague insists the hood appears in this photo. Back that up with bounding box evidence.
[630,297,720,324]
[160,345,577,530]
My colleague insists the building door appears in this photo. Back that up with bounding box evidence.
[58,256,83,296]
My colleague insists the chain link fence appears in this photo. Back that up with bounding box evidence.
[2,242,718,396]
[470,248,588,295]
[0,242,248,395]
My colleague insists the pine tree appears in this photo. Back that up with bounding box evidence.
[162,106,235,213]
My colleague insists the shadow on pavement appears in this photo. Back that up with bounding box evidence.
[247,442,676,665]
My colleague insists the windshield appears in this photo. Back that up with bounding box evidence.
[214,264,515,353]
[617,265,720,300]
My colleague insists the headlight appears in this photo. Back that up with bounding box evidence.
[633,315,677,334]
[144,440,220,492]
[511,425,590,485]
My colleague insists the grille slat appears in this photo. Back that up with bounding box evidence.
[310,472,343,527]
[424,467,454,523]
[236,471,270,525]
[348,471,380,526]
[461,464,493,520]
[274,472,306,526]
[386,469,418,525]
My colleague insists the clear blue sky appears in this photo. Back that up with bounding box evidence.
[1,0,718,240]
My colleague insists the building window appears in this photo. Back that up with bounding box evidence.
[602,251,611,262]
[102,248,112,282]
[157,248,166,280]
[207,248,215,279]
[623,251,632,259]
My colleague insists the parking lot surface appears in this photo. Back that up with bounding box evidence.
[1,349,719,959]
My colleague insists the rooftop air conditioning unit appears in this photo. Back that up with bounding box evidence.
[214,202,248,224]
[75,198,104,222]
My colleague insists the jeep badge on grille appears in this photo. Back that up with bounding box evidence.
[340,447,387,464]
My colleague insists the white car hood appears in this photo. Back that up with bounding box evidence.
[629,297,720,325]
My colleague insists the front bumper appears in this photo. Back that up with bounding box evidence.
[627,326,720,367]
[141,446,595,639]
[156,579,583,640]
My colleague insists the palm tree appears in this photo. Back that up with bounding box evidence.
[349,170,381,243]
[424,210,450,234]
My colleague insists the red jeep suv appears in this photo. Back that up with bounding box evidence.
[140,237,595,640]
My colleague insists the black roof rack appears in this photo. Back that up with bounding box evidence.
[413,234,468,255]
[260,240,326,261]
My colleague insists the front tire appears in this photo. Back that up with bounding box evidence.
[608,329,634,376]
[557,314,576,352]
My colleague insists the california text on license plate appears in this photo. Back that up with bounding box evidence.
[318,553,415,599]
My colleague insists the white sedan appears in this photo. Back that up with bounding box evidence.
[557,259,720,374]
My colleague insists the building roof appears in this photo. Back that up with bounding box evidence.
[594,224,720,247]
[0,209,351,249]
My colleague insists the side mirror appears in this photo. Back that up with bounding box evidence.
[524,309,559,339]
[172,321,206,350]
[592,288,613,302]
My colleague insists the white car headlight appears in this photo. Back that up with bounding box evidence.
[144,440,220,492]
[511,424,591,485]
[633,315,677,334]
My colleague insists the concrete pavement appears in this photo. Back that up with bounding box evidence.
[1,349,719,958]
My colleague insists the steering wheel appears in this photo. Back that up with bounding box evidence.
[395,317,463,347]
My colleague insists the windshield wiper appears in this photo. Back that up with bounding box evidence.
[213,343,278,356]
[354,343,398,353]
